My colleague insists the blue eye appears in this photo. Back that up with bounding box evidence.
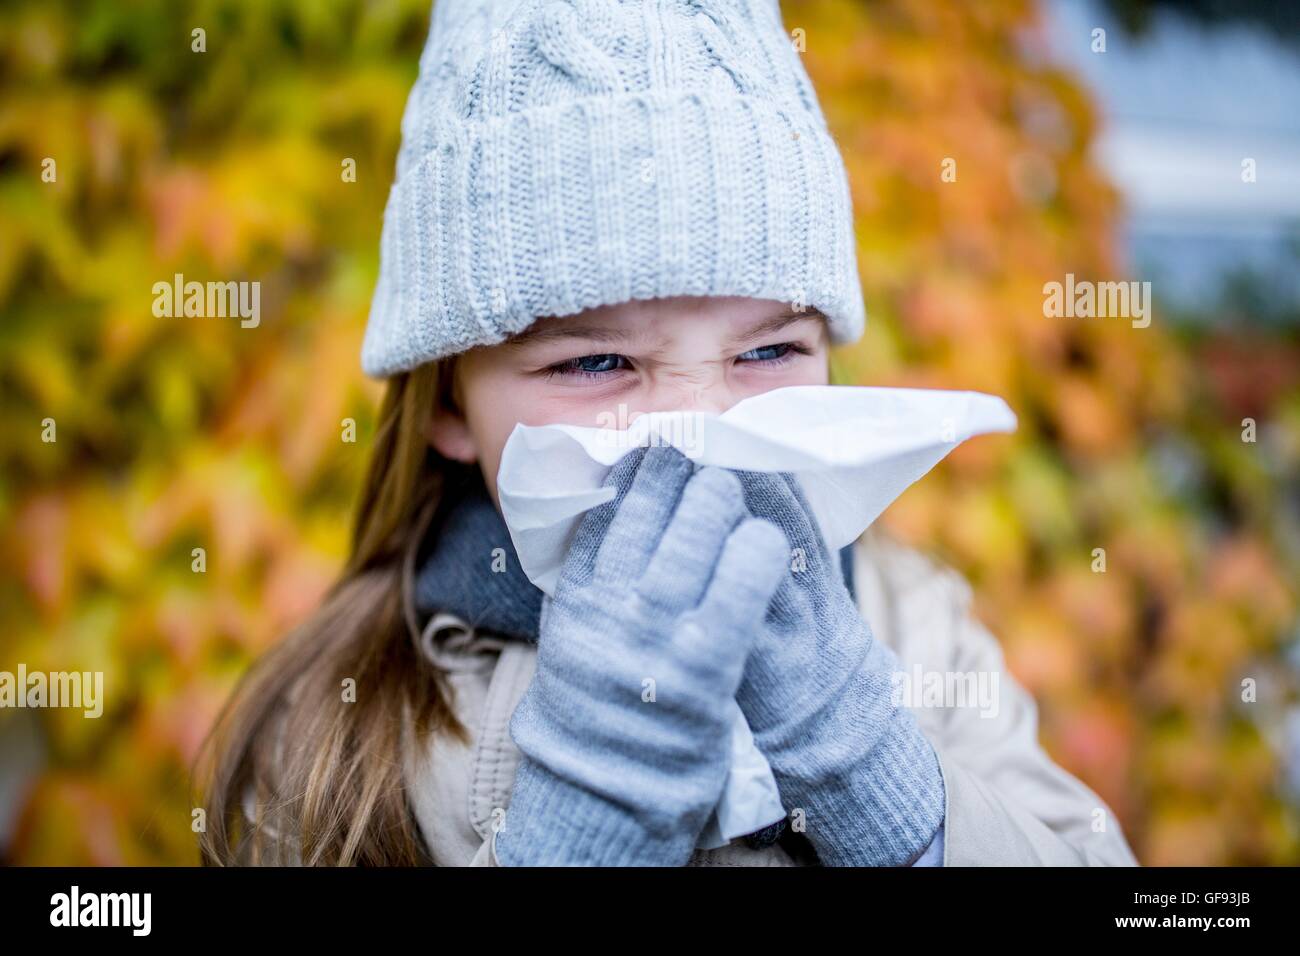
[547,353,630,380]
[738,343,801,362]
[571,354,624,373]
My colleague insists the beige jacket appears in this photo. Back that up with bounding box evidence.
[402,528,1140,867]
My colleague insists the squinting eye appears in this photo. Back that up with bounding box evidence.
[547,353,630,378]
[572,354,623,373]
[738,342,803,363]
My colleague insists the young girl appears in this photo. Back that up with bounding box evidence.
[197,0,1138,867]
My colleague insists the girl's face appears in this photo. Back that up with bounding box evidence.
[428,295,831,504]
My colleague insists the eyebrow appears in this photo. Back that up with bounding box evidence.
[723,308,825,349]
[501,322,641,349]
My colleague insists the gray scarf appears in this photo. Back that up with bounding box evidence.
[413,469,545,641]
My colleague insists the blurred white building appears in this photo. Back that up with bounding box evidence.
[1044,0,1300,319]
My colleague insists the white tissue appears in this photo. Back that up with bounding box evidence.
[496,385,1018,850]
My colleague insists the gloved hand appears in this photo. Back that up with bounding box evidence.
[495,445,791,865]
[733,471,946,866]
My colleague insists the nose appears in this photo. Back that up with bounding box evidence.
[641,372,736,416]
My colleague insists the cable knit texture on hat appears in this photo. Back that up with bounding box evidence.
[362,0,866,377]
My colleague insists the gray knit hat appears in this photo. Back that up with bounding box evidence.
[361,0,866,377]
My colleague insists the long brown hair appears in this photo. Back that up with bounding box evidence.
[195,358,474,865]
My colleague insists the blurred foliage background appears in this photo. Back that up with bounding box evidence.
[1,0,1297,865]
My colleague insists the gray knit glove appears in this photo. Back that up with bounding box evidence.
[733,471,946,866]
[495,446,790,865]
